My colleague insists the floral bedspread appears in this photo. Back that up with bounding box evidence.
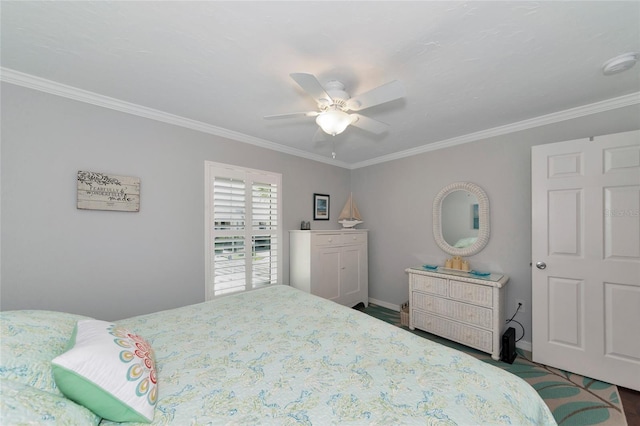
[104,285,556,425]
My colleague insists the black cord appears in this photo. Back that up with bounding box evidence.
[509,320,525,342]
[506,303,520,322]
[506,303,526,342]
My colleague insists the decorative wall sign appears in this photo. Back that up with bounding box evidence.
[77,171,140,212]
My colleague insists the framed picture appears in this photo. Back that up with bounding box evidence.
[313,193,330,220]
[472,203,479,229]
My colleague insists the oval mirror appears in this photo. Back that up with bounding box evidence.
[433,182,490,256]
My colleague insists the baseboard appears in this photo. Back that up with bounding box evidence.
[516,339,532,352]
[368,298,400,312]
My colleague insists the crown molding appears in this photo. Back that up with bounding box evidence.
[350,91,640,169]
[0,67,350,169]
[2,67,636,171]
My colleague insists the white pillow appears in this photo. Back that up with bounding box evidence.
[51,320,158,423]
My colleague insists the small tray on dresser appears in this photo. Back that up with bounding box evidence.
[415,266,503,282]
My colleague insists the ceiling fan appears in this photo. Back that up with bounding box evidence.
[264,73,405,137]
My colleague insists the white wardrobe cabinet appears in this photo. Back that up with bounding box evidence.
[290,230,368,307]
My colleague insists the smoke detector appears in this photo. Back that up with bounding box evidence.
[602,52,639,76]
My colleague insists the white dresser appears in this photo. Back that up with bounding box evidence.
[406,267,509,360]
[290,230,368,307]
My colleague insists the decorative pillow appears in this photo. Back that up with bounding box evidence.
[0,378,101,425]
[51,320,158,423]
[0,310,94,395]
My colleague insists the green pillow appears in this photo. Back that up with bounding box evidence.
[51,320,158,423]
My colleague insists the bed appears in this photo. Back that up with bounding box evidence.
[1,284,556,425]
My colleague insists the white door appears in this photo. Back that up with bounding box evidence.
[532,130,640,392]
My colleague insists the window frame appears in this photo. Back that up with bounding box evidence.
[204,161,282,300]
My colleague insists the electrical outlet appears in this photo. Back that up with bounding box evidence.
[515,299,526,313]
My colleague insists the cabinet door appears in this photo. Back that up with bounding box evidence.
[312,246,341,302]
[340,244,364,306]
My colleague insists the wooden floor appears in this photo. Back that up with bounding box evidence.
[620,386,640,426]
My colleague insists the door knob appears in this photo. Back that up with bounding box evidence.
[536,261,547,270]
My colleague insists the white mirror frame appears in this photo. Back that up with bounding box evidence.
[433,181,490,257]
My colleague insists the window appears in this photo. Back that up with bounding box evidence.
[204,161,282,299]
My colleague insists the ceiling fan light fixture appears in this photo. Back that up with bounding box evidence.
[316,108,352,136]
[266,73,404,146]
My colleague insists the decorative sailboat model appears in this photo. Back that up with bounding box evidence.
[338,193,363,228]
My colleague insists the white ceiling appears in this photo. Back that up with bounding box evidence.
[2,1,639,167]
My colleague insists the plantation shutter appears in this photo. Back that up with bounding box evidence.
[205,162,281,299]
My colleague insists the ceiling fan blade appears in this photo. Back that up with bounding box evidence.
[349,114,389,134]
[290,73,333,106]
[346,80,405,111]
[264,111,319,120]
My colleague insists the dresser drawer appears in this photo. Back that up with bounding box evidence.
[449,280,493,307]
[411,310,493,353]
[312,234,342,246]
[312,233,366,246]
[410,274,447,297]
[412,293,493,329]
[339,232,366,245]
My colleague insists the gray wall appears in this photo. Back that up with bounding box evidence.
[351,104,640,347]
[0,83,351,320]
[2,82,638,348]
